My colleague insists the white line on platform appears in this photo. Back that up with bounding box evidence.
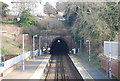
[30,55,51,80]
[69,54,94,81]
[0,77,2,81]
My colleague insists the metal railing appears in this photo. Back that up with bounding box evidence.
[0,49,39,74]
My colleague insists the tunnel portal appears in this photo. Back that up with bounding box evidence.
[50,38,69,55]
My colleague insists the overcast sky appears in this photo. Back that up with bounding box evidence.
[1,0,119,9]
[0,0,58,9]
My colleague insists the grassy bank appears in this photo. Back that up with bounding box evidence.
[76,52,101,69]
[0,21,17,25]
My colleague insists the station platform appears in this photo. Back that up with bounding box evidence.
[69,54,109,80]
[1,55,51,80]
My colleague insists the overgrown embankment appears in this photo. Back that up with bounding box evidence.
[0,24,31,55]
[63,2,119,55]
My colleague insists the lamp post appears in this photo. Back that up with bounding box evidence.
[79,40,82,55]
[0,31,7,63]
[75,41,77,54]
[109,42,112,79]
[33,35,38,59]
[86,40,91,62]
[22,33,29,71]
[39,36,42,56]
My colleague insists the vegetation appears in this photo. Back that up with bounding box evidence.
[77,52,101,69]
[1,48,10,54]
[17,9,37,27]
[99,2,119,31]
[0,2,9,18]
[1,21,16,25]
[1,33,23,55]
[63,2,119,54]
[44,2,57,15]
[22,17,67,36]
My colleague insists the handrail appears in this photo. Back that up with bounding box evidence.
[0,49,39,74]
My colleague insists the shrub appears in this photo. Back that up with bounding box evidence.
[17,9,37,27]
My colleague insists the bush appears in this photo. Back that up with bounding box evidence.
[17,9,37,27]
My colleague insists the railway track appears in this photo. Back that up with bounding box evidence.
[41,54,83,81]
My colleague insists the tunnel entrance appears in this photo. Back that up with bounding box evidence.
[50,38,69,55]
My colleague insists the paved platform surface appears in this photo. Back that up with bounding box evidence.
[69,54,109,80]
[1,55,51,80]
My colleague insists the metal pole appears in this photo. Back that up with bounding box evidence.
[109,42,112,79]
[75,42,76,54]
[33,36,35,60]
[39,36,41,55]
[22,34,25,71]
[88,40,91,62]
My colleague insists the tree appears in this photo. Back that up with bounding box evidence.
[63,2,119,54]
[0,2,9,18]
[99,2,119,31]
[44,2,57,15]
[17,9,37,27]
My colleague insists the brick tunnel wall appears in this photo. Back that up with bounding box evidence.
[38,35,73,51]
[62,36,73,50]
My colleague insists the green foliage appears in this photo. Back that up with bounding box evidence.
[2,21,17,25]
[71,28,84,47]
[67,12,77,26]
[18,44,22,49]
[90,30,100,39]
[106,31,115,41]
[0,2,9,17]
[1,48,10,55]
[17,9,37,27]
[80,52,101,69]
[99,2,119,31]
[63,2,119,55]
[64,4,79,26]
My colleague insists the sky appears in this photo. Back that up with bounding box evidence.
[0,0,58,9]
[0,0,13,9]
[0,0,58,15]
[41,0,58,8]
[1,0,119,13]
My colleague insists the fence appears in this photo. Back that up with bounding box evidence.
[104,41,119,60]
[0,49,39,74]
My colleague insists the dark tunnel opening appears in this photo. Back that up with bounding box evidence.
[50,38,69,55]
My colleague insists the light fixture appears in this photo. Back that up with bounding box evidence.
[58,40,60,43]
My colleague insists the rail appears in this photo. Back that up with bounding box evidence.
[42,54,83,80]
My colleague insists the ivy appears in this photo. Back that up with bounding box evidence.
[99,2,119,31]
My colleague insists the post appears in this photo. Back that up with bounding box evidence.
[0,31,7,63]
[22,34,25,71]
[39,36,42,55]
[79,40,82,55]
[33,36,35,59]
[75,42,77,55]
[86,40,91,62]
[109,42,112,79]
[22,33,28,71]
[33,35,38,59]
[88,40,91,62]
